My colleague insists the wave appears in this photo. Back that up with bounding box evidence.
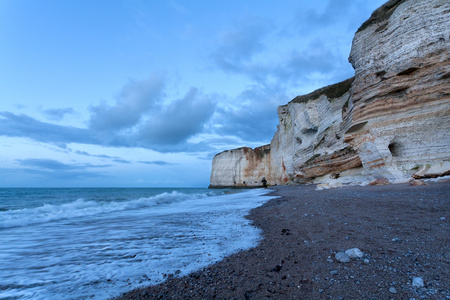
[0,191,211,229]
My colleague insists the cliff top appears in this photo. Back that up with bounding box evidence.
[290,77,354,104]
[214,144,270,157]
[356,0,406,33]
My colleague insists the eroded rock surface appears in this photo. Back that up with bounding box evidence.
[210,0,450,188]
[346,0,450,183]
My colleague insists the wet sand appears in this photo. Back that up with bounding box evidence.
[115,181,450,299]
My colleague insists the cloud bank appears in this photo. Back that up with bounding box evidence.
[0,1,378,156]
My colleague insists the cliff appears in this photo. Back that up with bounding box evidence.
[209,145,271,188]
[210,0,450,188]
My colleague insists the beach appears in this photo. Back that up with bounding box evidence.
[115,180,450,299]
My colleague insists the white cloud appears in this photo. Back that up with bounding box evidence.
[89,74,165,131]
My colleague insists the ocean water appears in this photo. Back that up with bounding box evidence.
[0,188,276,299]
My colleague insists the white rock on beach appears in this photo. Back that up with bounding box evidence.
[316,183,330,190]
[335,252,351,263]
[412,277,424,288]
[345,248,364,258]
[389,287,398,294]
[328,182,343,189]
[330,270,338,275]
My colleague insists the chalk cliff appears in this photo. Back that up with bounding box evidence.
[209,145,271,188]
[210,0,450,188]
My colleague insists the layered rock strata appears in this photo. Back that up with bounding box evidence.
[346,0,450,182]
[210,0,450,188]
[209,145,271,188]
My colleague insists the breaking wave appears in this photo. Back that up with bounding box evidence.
[0,191,210,228]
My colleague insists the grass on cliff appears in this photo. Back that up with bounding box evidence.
[357,0,406,33]
[291,77,354,104]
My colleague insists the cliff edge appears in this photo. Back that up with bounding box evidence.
[210,0,450,188]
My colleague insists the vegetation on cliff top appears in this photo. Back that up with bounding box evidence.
[291,77,354,104]
[356,0,406,33]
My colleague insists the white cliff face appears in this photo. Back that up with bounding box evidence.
[210,78,361,188]
[268,105,295,185]
[349,0,449,80]
[347,0,450,182]
[209,146,271,188]
[210,0,450,188]
[269,81,361,185]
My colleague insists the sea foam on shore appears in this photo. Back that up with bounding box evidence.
[0,188,276,299]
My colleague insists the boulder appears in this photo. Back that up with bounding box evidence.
[345,248,364,258]
[409,179,427,186]
[335,252,351,263]
[369,177,389,186]
[412,277,424,288]
[412,162,450,179]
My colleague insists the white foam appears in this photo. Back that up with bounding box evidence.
[0,191,211,228]
[0,188,276,300]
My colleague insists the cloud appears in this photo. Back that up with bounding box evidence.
[112,158,132,164]
[73,150,131,163]
[16,158,110,170]
[211,17,271,73]
[273,39,352,85]
[1,167,107,183]
[136,87,217,148]
[17,158,79,170]
[0,2,381,158]
[74,150,102,157]
[0,84,217,153]
[139,160,177,166]
[43,107,75,121]
[294,0,382,34]
[0,112,97,147]
[209,9,356,90]
[89,75,165,131]
[301,0,355,27]
[211,85,284,143]
[73,150,178,166]
[203,1,369,149]
[8,158,110,184]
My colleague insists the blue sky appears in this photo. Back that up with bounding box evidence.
[0,0,386,187]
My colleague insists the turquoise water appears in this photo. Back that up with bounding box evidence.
[0,188,275,299]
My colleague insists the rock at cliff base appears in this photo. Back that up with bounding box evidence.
[409,179,427,186]
[412,162,450,179]
[316,183,330,190]
[369,177,389,186]
[316,182,343,190]
[328,182,343,189]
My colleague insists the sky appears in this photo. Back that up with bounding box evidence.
[0,0,386,187]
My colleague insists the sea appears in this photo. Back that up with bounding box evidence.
[0,187,276,299]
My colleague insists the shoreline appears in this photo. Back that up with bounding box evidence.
[115,181,450,299]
